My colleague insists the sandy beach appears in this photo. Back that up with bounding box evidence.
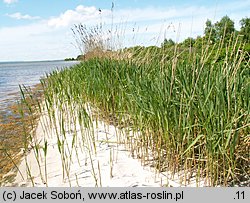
[3,104,165,187]
[3,102,208,187]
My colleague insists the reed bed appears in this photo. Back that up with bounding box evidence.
[13,21,249,186]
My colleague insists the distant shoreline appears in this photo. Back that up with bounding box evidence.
[0,59,70,64]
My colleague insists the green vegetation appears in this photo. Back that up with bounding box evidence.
[15,15,250,186]
[129,16,250,65]
[64,58,76,61]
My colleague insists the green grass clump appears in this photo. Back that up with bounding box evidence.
[34,35,249,186]
[15,24,249,186]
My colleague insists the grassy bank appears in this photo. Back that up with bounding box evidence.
[17,36,249,186]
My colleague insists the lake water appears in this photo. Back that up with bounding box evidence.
[0,60,79,115]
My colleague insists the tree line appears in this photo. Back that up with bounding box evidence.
[162,16,250,53]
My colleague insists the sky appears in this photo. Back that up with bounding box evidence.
[0,0,249,62]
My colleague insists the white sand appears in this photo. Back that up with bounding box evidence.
[6,104,207,187]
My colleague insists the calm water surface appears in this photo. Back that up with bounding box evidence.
[0,60,79,113]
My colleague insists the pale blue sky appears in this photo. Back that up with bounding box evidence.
[0,0,249,61]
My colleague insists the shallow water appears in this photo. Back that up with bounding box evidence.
[0,60,79,121]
